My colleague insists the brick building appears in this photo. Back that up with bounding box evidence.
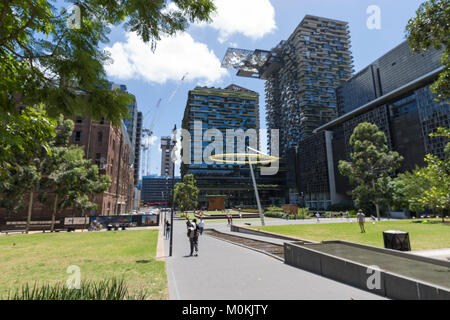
[0,118,134,225]
[72,117,134,215]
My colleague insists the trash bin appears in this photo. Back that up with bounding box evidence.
[383,230,411,251]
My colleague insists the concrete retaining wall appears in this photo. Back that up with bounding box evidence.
[284,241,450,300]
[231,225,314,242]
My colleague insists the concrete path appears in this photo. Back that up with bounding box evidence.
[164,218,386,300]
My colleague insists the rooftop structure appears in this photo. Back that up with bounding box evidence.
[222,15,354,156]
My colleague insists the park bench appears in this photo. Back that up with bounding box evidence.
[1,229,26,235]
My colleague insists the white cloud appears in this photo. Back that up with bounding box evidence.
[142,135,159,146]
[105,32,228,84]
[197,0,277,43]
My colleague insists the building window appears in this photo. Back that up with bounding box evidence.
[75,117,83,124]
[98,131,103,144]
[74,131,82,143]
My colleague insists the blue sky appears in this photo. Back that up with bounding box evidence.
[98,0,426,178]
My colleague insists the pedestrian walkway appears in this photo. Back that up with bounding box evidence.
[164,219,385,300]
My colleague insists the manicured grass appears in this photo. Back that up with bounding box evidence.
[0,230,167,299]
[252,220,450,251]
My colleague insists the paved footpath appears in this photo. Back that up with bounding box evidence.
[163,218,386,300]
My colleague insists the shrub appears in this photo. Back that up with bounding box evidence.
[6,278,146,300]
[266,206,283,212]
[264,211,282,218]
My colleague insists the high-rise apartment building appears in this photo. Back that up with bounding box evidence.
[181,84,286,208]
[222,15,354,156]
[160,136,174,176]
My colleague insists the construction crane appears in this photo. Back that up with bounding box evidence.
[140,73,188,178]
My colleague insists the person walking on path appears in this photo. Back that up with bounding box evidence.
[357,209,366,233]
[227,214,231,225]
[315,212,320,223]
[198,219,205,235]
[238,208,242,220]
[165,220,171,240]
[187,219,199,256]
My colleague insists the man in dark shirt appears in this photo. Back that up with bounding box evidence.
[187,219,199,256]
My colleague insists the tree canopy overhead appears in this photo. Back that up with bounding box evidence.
[0,0,216,124]
[406,0,450,100]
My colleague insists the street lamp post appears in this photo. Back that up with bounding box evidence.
[169,125,177,257]
[247,147,265,226]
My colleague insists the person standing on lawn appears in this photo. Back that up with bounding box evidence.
[357,209,366,233]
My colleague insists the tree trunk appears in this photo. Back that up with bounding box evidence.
[25,190,34,234]
[50,194,58,232]
[442,209,445,223]
[375,203,381,220]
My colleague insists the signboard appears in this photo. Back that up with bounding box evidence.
[141,215,158,226]
[64,217,89,225]
[1,219,62,231]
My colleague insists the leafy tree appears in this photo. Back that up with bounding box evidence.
[406,0,450,100]
[40,146,110,231]
[174,174,199,212]
[0,107,55,230]
[0,0,216,123]
[339,123,403,219]
[0,106,56,184]
[0,165,40,217]
[390,169,432,213]
[416,127,450,221]
[38,118,110,231]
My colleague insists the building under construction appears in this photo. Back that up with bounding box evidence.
[222,15,354,157]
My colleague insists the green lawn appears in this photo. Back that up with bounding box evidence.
[0,230,167,299]
[252,220,450,251]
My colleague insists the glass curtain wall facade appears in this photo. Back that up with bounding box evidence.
[141,175,181,205]
[307,42,448,209]
[110,83,142,185]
